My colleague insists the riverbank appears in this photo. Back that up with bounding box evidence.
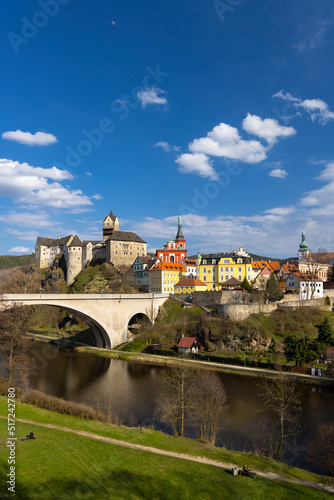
[27,333,334,386]
[73,344,334,387]
[0,397,332,498]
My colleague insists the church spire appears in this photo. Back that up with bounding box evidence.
[175,214,185,242]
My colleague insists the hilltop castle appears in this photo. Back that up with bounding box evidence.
[35,209,147,284]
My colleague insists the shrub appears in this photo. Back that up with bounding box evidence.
[22,390,107,421]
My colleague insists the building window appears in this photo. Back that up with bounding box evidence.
[203,268,206,273]
[238,267,242,272]
[225,267,229,272]
[223,259,229,264]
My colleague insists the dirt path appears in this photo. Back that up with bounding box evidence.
[6,416,333,494]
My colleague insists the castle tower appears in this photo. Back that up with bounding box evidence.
[66,235,84,284]
[298,229,309,263]
[103,208,119,242]
[175,215,186,249]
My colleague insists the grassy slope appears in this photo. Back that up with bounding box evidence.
[0,397,330,499]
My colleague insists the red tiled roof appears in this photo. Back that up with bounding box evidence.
[177,337,198,348]
[290,271,323,282]
[175,278,206,287]
[259,267,271,276]
[150,262,184,271]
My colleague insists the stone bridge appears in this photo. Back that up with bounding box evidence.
[1,293,170,349]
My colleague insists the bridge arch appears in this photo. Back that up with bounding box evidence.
[1,293,170,349]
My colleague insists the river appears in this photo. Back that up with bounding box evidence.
[28,342,334,473]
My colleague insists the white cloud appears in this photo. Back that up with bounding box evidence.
[154,141,180,152]
[5,229,40,241]
[9,246,32,254]
[0,158,92,209]
[176,153,218,180]
[0,211,53,228]
[242,114,296,145]
[269,168,288,179]
[175,114,296,180]
[264,207,295,216]
[273,91,334,125]
[86,171,93,176]
[91,193,103,200]
[188,122,268,163]
[300,162,334,207]
[293,19,331,54]
[137,87,168,109]
[2,130,58,146]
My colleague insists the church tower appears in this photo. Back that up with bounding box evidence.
[103,209,119,242]
[175,215,186,249]
[298,229,309,263]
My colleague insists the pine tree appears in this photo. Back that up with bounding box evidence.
[241,277,253,293]
[316,317,334,346]
[265,273,284,302]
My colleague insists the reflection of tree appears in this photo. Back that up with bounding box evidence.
[0,302,32,386]
[158,364,197,436]
[257,373,301,460]
[307,424,334,477]
[190,370,229,445]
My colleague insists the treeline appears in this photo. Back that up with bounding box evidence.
[284,316,334,367]
[0,254,35,269]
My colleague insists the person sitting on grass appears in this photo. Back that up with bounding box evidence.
[243,465,251,473]
[21,431,36,441]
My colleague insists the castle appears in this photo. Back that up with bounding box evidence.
[35,209,147,284]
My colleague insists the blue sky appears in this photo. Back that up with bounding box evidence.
[1,0,334,258]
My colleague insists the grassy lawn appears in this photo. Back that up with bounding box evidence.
[0,397,331,499]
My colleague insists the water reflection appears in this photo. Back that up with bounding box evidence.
[28,342,334,472]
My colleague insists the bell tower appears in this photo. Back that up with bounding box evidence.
[103,208,119,241]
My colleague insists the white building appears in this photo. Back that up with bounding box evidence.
[286,272,323,300]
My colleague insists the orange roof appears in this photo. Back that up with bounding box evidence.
[290,271,323,282]
[282,264,299,273]
[253,260,281,272]
[175,278,206,287]
[150,262,184,272]
[252,261,264,269]
[267,261,281,272]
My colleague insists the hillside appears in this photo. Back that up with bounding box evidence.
[0,396,331,499]
[0,253,35,269]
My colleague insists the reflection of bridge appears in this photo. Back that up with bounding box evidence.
[1,293,170,349]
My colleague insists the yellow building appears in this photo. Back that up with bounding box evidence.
[196,248,252,291]
[174,278,207,294]
[149,262,186,293]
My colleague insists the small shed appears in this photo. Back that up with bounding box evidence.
[177,336,201,354]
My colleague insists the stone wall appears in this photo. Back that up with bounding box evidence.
[190,290,253,307]
[217,297,333,321]
[217,303,277,321]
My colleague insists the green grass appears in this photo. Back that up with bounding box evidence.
[0,396,331,500]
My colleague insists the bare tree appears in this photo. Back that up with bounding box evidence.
[0,302,32,386]
[307,424,334,477]
[158,364,198,436]
[190,370,229,445]
[257,373,302,460]
[302,248,329,299]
